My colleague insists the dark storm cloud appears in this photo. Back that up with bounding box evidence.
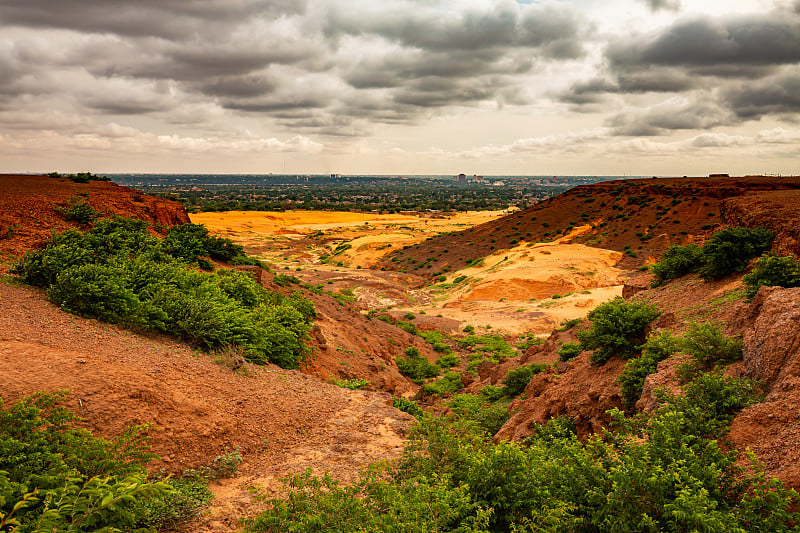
[324,2,584,58]
[607,97,733,136]
[562,5,800,126]
[0,0,306,38]
[723,70,800,118]
[0,0,591,136]
[617,15,800,68]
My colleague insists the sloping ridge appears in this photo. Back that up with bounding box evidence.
[379,176,800,277]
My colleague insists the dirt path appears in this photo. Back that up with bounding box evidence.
[0,278,414,531]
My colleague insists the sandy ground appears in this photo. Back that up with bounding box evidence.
[191,213,630,336]
[191,210,506,268]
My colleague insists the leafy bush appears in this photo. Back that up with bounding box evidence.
[329,378,369,390]
[57,197,102,225]
[698,226,776,280]
[247,375,796,533]
[162,222,246,264]
[0,392,185,532]
[577,298,661,364]
[435,352,460,368]
[650,244,704,287]
[392,396,423,419]
[558,341,582,361]
[502,363,547,396]
[447,394,509,435]
[396,347,440,383]
[272,274,300,287]
[423,371,464,396]
[12,218,313,368]
[681,321,742,366]
[743,254,800,299]
[458,334,516,362]
[618,331,679,409]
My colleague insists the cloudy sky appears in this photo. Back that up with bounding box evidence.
[2,0,800,175]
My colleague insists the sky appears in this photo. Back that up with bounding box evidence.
[2,0,800,176]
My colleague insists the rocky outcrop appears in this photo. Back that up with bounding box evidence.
[726,286,800,490]
[737,286,800,386]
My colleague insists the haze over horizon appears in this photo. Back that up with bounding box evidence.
[2,0,799,176]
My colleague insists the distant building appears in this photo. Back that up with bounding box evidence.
[455,173,467,182]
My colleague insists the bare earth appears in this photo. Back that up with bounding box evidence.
[190,212,629,335]
[0,278,413,532]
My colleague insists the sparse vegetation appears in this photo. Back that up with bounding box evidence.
[618,331,679,409]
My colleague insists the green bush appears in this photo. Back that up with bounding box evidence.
[447,394,509,435]
[423,371,464,396]
[618,331,679,409]
[12,218,313,368]
[502,364,547,397]
[699,226,776,280]
[743,254,800,299]
[0,392,187,532]
[57,197,102,225]
[458,334,516,362]
[558,341,582,361]
[577,298,661,364]
[329,378,369,390]
[396,348,440,383]
[246,374,796,533]
[392,396,423,419]
[162,222,246,264]
[435,352,460,368]
[681,321,742,366]
[650,244,704,287]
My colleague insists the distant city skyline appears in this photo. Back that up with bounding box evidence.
[1,0,799,176]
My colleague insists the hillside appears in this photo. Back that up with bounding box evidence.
[0,174,428,532]
[0,174,189,257]
[5,173,800,530]
[379,176,800,276]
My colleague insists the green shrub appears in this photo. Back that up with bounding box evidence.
[396,348,440,383]
[458,334,516,362]
[12,219,313,368]
[577,298,661,364]
[479,385,507,402]
[502,364,547,396]
[57,197,101,225]
[272,274,300,287]
[447,394,509,434]
[392,396,423,419]
[650,244,704,287]
[435,352,459,368]
[329,378,369,390]
[743,254,800,299]
[681,321,742,365]
[162,223,246,264]
[699,226,776,280]
[618,331,679,409]
[0,392,185,532]
[558,341,582,361]
[423,371,464,396]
